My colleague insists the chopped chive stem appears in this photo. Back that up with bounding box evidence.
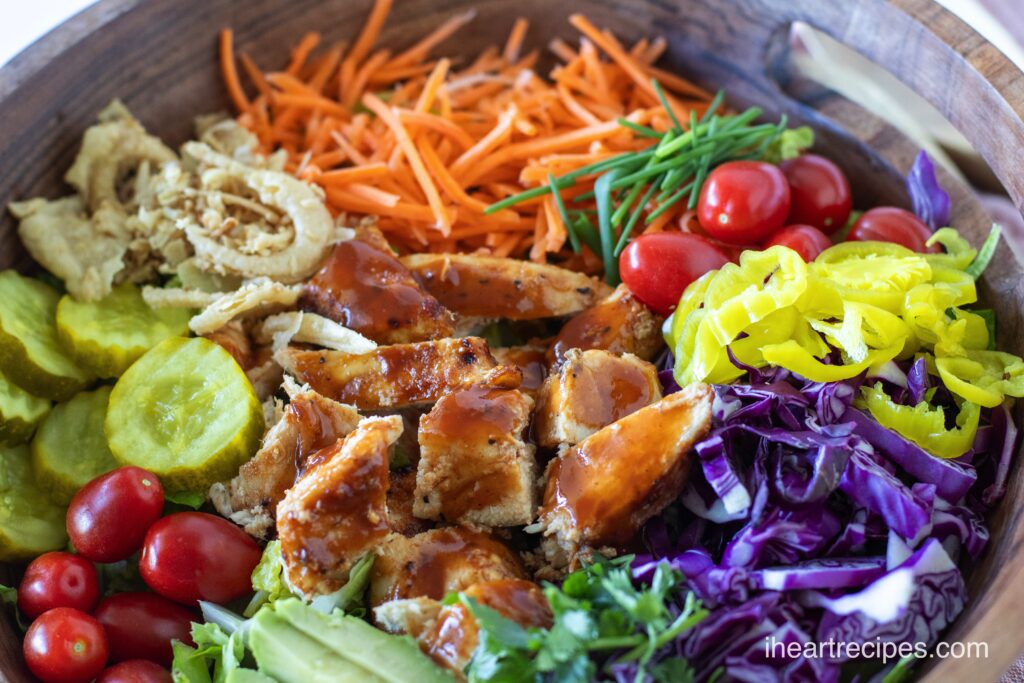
[654,80,684,132]
[548,172,580,253]
[615,182,659,255]
[574,214,602,255]
[595,170,621,285]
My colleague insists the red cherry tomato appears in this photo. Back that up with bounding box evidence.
[779,154,852,233]
[765,225,833,262]
[67,466,164,563]
[18,552,100,620]
[93,593,195,666]
[96,660,173,683]
[848,207,936,253]
[140,512,261,605]
[23,607,108,683]
[619,232,730,316]
[697,161,791,244]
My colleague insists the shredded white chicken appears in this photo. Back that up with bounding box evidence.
[187,277,302,335]
[255,312,377,353]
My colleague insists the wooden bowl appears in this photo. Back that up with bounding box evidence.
[1,0,1023,680]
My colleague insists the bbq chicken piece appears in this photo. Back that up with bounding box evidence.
[276,337,500,410]
[536,383,714,569]
[211,383,361,537]
[491,344,549,397]
[299,228,455,344]
[277,415,402,596]
[414,383,537,527]
[369,527,526,606]
[401,253,609,321]
[422,579,552,673]
[388,468,433,537]
[548,284,663,364]
[534,349,662,448]
[375,579,552,674]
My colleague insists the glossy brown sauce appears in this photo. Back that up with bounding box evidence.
[495,347,548,392]
[288,338,496,408]
[425,579,551,669]
[290,396,343,473]
[300,236,451,343]
[410,257,595,319]
[420,385,530,520]
[550,291,634,363]
[540,392,703,546]
[279,425,391,572]
[569,356,656,430]
[377,528,525,602]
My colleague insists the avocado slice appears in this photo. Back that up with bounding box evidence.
[272,599,455,683]
[248,606,386,683]
[225,670,277,683]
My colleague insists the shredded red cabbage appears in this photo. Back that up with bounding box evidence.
[632,354,1012,681]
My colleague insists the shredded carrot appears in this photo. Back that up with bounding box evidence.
[221,9,713,260]
[219,30,250,114]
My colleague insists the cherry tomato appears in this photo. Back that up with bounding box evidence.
[97,660,173,683]
[93,592,195,666]
[140,512,261,605]
[765,225,833,262]
[619,232,730,316]
[18,552,100,620]
[697,161,791,244]
[23,607,108,683]
[779,154,852,233]
[67,466,164,563]
[848,207,935,253]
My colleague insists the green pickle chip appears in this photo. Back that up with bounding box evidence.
[0,444,67,561]
[56,283,192,378]
[32,385,119,504]
[0,270,93,400]
[0,370,50,446]
[106,337,264,493]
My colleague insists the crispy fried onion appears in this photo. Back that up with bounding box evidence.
[178,142,347,282]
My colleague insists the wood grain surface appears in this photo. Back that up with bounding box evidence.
[1,0,1022,680]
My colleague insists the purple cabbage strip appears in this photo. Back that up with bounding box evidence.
[838,446,933,542]
[906,150,951,230]
[845,408,977,502]
[983,402,1019,506]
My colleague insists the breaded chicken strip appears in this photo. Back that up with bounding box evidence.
[536,383,713,569]
[402,253,608,320]
[300,229,454,344]
[276,337,500,410]
[548,284,663,364]
[534,349,661,448]
[414,384,537,527]
[277,416,402,596]
[211,383,361,537]
[369,527,526,606]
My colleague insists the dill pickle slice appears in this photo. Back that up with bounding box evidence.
[0,271,92,400]
[0,444,68,561]
[0,370,50,446]
[56,283,192,378]
[106,337,264,493]
[32,386,119,504]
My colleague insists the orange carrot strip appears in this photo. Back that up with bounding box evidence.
[416,58,451,112]
[556,84,602,125]
[503,18,529,63]
[286,32,321,76]
[549,38,578,62]
[219,29,251,114]
[239,53,272,100]
[273,93,348,118]
[417,138,491,212]
[318,162,390,185]
[450,106,517,179]
[387,9,476,68]
[362,92,453,233]
[344,49,391,109]
[348,0,393,66]
[347,182,401,207]
[398,110,474,149]
[330,130,370,165]
[326,188,438,222]
[308,44,343,93]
